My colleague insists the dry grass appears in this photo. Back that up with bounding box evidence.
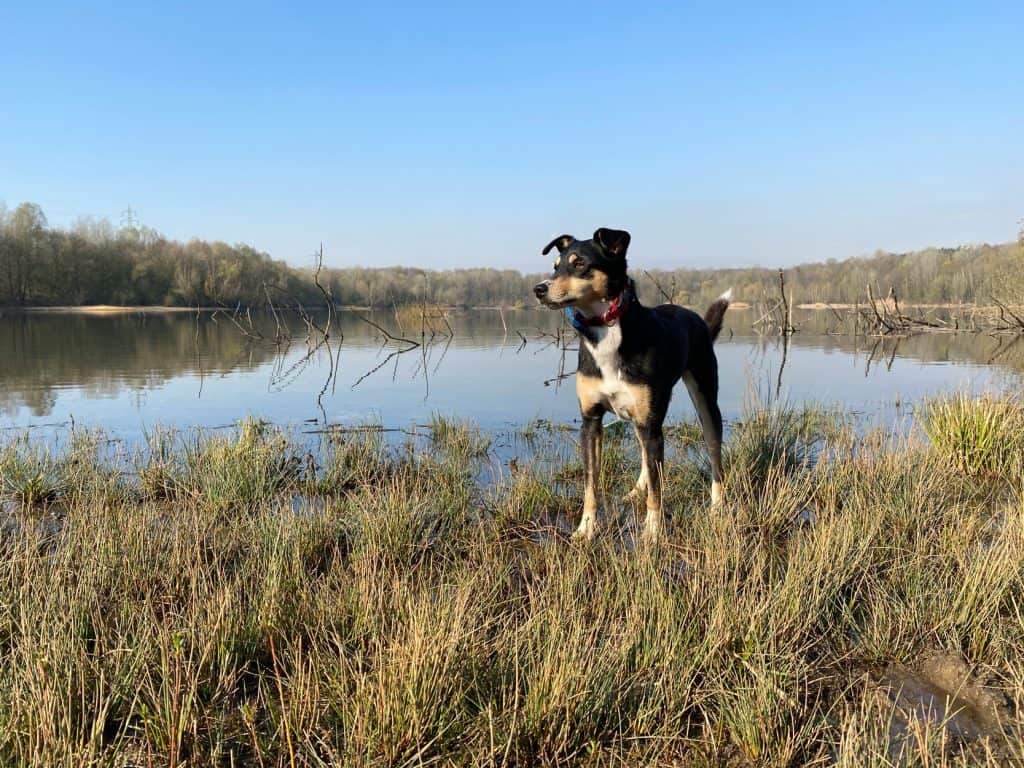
[1,398,1023,766]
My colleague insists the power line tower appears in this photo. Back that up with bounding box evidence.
[120,205,139,230]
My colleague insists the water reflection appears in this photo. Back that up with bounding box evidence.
[0,309,1021,437]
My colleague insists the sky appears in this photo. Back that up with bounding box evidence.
[1,1,1021,271]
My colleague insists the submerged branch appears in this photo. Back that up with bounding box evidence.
[357,315,421,348]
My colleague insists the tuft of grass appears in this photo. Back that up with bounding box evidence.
[426,413,491,460]
[0,435,66,510]
[0,428,124,511]
[727,400,843,489]
[315,426,392,493]
[518,417,573,443]
[921,393,1024,476]
[137,425,179,500]
[179,418,302,511]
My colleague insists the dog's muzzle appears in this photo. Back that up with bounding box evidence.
[533,281,550,299]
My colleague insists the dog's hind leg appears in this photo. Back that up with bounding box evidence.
[682,368,725,506]
[575,410,605,541]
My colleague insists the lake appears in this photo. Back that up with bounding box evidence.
[1,308,1021,450]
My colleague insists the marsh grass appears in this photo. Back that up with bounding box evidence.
[0,428,124,511]
[427,413,492,460]
[922,394,1024,477]
[0,437,64,508]
[178,418,303,512]
[1,401,1023,766]
[728,400,845,487]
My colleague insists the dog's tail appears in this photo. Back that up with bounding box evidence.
[704,289,732,343]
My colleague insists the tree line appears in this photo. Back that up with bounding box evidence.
[642,237,1023,308]
[1,202,1020,309]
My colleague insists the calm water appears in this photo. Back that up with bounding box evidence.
[1,308,1021,444]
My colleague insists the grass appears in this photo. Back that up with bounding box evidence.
[921,393,1024,477]
[178,418,303,512]
[0,398,1023,766]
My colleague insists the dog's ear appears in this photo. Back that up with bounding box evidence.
[542,234,574,255]
[593,228,631,259]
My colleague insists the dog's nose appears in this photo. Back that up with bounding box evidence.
[533,282,549,298]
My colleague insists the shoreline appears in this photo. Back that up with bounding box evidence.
[1,305,220,315]
[0,301,1016,316]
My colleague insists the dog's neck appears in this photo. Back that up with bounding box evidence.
[575,277,634,322]
[568,279,634,343]
[577,298,612,319]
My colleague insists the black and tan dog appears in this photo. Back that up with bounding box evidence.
[533,228,730,542]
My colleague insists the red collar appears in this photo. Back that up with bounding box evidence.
[572,292,629,328]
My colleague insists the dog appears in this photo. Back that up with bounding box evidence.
[533,228,730,543]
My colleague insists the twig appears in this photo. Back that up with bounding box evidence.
[752,299,784,327]
[351,347,416,389]
[775,333,790,400]
[194,303,204,398]
[312,242,336,340]
[212,306,266,341]
[357,315,420,347]
[866,284,894,333]
[643,270,674,304]
[993,297,1024,328]
[778,269,796,335]
[263,282,287,343]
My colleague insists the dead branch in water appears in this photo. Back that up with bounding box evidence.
[992,297,1024,332]
[778,269,796,335]
[855,284,976,337]
[752,299,784,328]
[864,283,894,334]
[753,269,797,336]
[263,283,288,344]
[311,243,336,340]
[357,315,421,348]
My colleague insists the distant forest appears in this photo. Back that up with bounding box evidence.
[1,202,1021,309]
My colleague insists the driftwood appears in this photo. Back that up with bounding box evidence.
[753,269,797,336]
[855,285,964,336]
[992,297,1024,332]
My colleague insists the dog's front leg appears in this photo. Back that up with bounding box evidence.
[574,412,604,541]
[637,421,665,543]
[624,424,648,504]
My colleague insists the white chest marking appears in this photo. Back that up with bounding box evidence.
[583,323,637,419]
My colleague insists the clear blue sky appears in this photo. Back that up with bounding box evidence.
[1,1,1021,270]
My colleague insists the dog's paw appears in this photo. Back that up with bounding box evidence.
[710,481,724,507]
[640,509,665,547]
[572,516,600,543]
[639,524,664,547]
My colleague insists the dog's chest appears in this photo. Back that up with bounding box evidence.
[583,325,636,419]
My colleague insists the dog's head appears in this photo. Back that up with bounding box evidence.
[533,228,631,309]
